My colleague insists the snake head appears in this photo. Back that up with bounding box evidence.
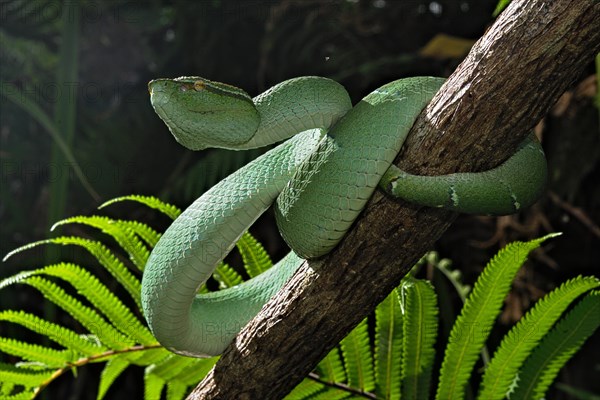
[148,77,260,150]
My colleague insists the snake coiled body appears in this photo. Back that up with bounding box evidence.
[143,76,546,357]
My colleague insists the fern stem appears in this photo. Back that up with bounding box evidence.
[32,344,162,399]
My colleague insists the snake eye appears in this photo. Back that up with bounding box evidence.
[193,81,206,91]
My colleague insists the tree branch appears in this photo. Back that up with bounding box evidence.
[189,1,600,398]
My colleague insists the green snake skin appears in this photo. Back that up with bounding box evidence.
[143,76,546,357]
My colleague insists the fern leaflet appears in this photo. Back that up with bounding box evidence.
[236,231,273,277]
[340,318,375,393]
[510,291,600,400]
[435,233,559,400]
[374,287,403,399]
[478,276,600,399]
[401,278,438,400]
[99,195,181,220]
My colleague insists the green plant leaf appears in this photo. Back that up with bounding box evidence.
[144,369,165,400]
[285,379,326,399]
[0,311,103,355]
[166,380,188,400]
[401,278,438,400]
[492,0,512,17]
[435,233,559,400]
[0,363,53,389]
[97,357,131,400]
[478,276,600,399]
[37,263,155,345]
[52,216,150,270]
[340,318,375,393]
[3,237,142,309]
[0,337,72,368]
[316,347,347,384]
[21,276,133,350]
[374,288,403,399]
[99,195,182,220]
[213,263,244,289]
[117,220,162,248]
[511,291,600,400]
[236,231,273,277]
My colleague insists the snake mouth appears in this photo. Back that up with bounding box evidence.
[152,102,209,150]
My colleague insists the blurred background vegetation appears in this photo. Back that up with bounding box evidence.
[1,0,598,398]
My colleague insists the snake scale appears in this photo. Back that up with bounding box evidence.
[143,76,546,357]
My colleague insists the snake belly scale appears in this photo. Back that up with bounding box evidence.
[143,76,546,357]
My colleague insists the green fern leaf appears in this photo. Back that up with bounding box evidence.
[478,276,600,399]
[236,231,273,277]
[340,318,375,393]
[99,195,181,220]
[147,354,199,382]
[21,276,133,349]
[435,233,559,400]
[0,387,36,400]
[52,216,149,270]
[213,263,244,288]
[144,370,165,400]
[510,291,600,400]
[3,237,142,308]
[97,356,130,400]
[0,337,72,367]
[175,357,218,386]
[38,263,155,345]
[316,347,347,384]
[374,288,403,399]
[309,388,353,399]
[401,278,438,400]
[0,310,102,355]
[0,362,53,388]
[166,380,188,400]
[126,347,171,367]
[117,220,162,247]
[285,379,326,399]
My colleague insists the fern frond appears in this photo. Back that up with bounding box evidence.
[0,387,36,400]
[340,318,375,393]
[374,288,403,399]
[37,263,155,345]
[510,291,600,400]
[144,369,165,400]
[0,270,37,289]
[236,231,273,277]
[0,311,103,355]
[0,363,52,389]
[284,378,326,399]
[51,216,149,270]
[0,337,72,367]
[401,278,438,400]
[316,347,347,384]
[146,354,198,382]
[174,357,218,386]
[23,276,134,349]
[435,233,559,400]
[213,263,243,289]
[166,381,188,400]
[126,347,171,367]
[116,220,162,247]
[478,276,600,399]
[97,357,131,400]
[99,195,181,220]
[6,237,143,308]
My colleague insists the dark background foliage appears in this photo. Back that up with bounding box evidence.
[1,0,598,398]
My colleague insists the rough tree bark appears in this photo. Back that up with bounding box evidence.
[189,0,600,398]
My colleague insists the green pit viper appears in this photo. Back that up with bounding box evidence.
[143,76,546,357]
